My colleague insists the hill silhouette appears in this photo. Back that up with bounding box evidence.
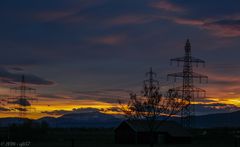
[0,110,240,128]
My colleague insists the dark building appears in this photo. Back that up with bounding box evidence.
[115,120,191,144]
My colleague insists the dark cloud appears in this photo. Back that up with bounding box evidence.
[147,1,240,37]
[159,16,240,37]
[14,108,28,112]
[42,107,102,116]
[72,108,102,113]
[211,20,240,26]
[166,0,240,18]
[0,107,10,111]
[41,110,70,116]
[0,68,54,85]
[41,107,123,116]
[9,98,31,107]
[203,19,240,37]
[103,107,122,112]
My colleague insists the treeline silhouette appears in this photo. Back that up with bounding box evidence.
[1,120,49,142]
[0,121,115,144]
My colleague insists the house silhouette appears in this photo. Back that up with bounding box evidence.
[115,120,191,144]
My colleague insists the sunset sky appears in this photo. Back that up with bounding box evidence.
[0,0,240,119]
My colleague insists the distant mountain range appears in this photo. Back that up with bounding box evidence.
[194,110,240,128]
[38,111,122,128]
[0,111,240,128]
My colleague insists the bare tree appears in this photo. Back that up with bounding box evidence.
[119,68,186,147]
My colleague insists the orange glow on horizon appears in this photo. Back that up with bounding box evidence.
[1,86,240,119]
[0,99,120,119]
[2,96,240,119]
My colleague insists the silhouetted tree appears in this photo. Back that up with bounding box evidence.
[119,68,186,147]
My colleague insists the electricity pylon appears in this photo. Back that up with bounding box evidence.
[8,75,37,118]
[142,67,160,97]
[167,39,208,128]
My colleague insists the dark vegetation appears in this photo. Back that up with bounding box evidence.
[0,120,113,143]
[0,121,239,147]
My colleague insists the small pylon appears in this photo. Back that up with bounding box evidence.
[8,75,37,118]
[142,67,160,98]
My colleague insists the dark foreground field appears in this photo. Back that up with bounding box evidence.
[0,124,239,147]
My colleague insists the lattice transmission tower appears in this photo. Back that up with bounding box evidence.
[167,39,208,128]
[8,75,37,118]
[142,67,160,97]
